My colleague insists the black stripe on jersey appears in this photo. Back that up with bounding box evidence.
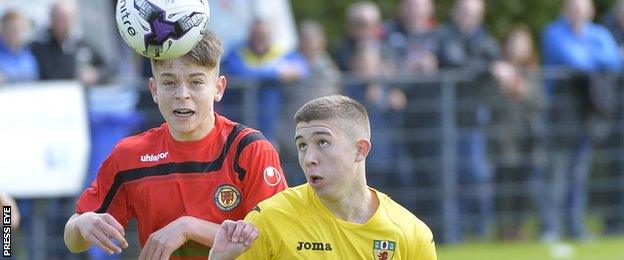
[95,123,248,213]
[233,131,266,181]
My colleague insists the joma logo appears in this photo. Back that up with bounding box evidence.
[296,241,332,251]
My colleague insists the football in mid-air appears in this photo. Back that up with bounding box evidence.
[115,0,210,59]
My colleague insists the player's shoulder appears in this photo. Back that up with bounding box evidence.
[248,184,310,222]
[112,124,165,154]
[375,191,437,258]
[221,116,276,153]
[257,184,309,213]
[376,190,433,239]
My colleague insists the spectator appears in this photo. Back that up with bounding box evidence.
[437,0,500,71]
[296,20,342,99]
[543,0,622,73]
[18,0,112,259]
[335,1,387,72]
[221,17,309,146]
[490,25,547,240]
[345,42,410,196]
[542,0,623,240]
[32,0,111,85]
[0,10,38,83]
[438,0,501,243]
[383,0,440,75]
[279,20,341,185]
[382,0,442,233]
[21,1,116,258]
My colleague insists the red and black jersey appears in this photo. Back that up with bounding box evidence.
[76,114,287,259]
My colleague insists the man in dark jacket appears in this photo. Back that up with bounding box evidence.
[436,0,501,243]
[32,0,111,85]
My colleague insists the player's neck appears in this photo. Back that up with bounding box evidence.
[321,181,378,224]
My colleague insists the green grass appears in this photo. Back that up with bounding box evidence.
[437,236,624,260]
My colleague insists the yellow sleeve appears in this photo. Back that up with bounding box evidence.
[236,207,274,260]
[413,219,437,260]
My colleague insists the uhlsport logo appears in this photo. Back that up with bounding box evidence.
[373,240,396,260]
[214,184,241,212]
[263,166,282,186]
[140,151,168,162]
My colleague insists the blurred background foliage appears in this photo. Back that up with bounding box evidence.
[291,0,618,54]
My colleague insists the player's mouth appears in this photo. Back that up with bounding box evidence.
[173,109,195,117]
[308,175,324,187]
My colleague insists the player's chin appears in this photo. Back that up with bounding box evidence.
[169,122,196,134]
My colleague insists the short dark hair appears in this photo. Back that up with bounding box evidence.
[294,95,371,138]
[151,31,222,73]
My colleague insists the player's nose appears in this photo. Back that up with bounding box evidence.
[303,147,319,166]
[174,82,191,99]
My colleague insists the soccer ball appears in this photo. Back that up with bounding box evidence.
[115,0,210,59]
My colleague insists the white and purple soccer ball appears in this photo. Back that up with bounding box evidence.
[116,0,210,59]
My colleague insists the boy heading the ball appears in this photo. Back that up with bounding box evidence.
[63,32,287,260]
[209,95,437,260]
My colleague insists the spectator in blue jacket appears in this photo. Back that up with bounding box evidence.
[221,17,309,146]
[543,0,622,72]
[0,10,38,83]
[541,0,623,241]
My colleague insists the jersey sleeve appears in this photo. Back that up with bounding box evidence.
[75,152,133,227]
[411,219,437,260]
[238,140,288,213]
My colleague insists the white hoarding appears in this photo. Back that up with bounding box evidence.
[0,81,90,198]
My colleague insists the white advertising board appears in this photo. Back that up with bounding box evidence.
[0,81,90,198]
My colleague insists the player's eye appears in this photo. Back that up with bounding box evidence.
[297,143,308,151]
[318,140,329,147]
[191,80,203,86]
[163,81,176,87]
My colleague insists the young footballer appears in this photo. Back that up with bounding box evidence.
[209,95,437,260]
[63,32,287,260]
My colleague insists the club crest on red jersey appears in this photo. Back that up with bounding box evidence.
[373,240,396,260]
[214,184,241,212]
[263,166,282,186]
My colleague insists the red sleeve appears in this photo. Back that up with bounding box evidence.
[75,152,133,228]
[238,141,288,213]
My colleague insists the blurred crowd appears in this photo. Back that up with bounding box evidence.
[2,0,624,258]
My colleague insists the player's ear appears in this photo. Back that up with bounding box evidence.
[355,138,371,162]
[148,77,158,104]
[214,75,227,102]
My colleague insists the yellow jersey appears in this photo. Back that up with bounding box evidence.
[239,184,437,260]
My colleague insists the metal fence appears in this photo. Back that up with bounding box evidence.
[11,67,624,259]
[208,67,624,244]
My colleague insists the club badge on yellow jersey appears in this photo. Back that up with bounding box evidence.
[373,240,396,260]
[214,184,241,212]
